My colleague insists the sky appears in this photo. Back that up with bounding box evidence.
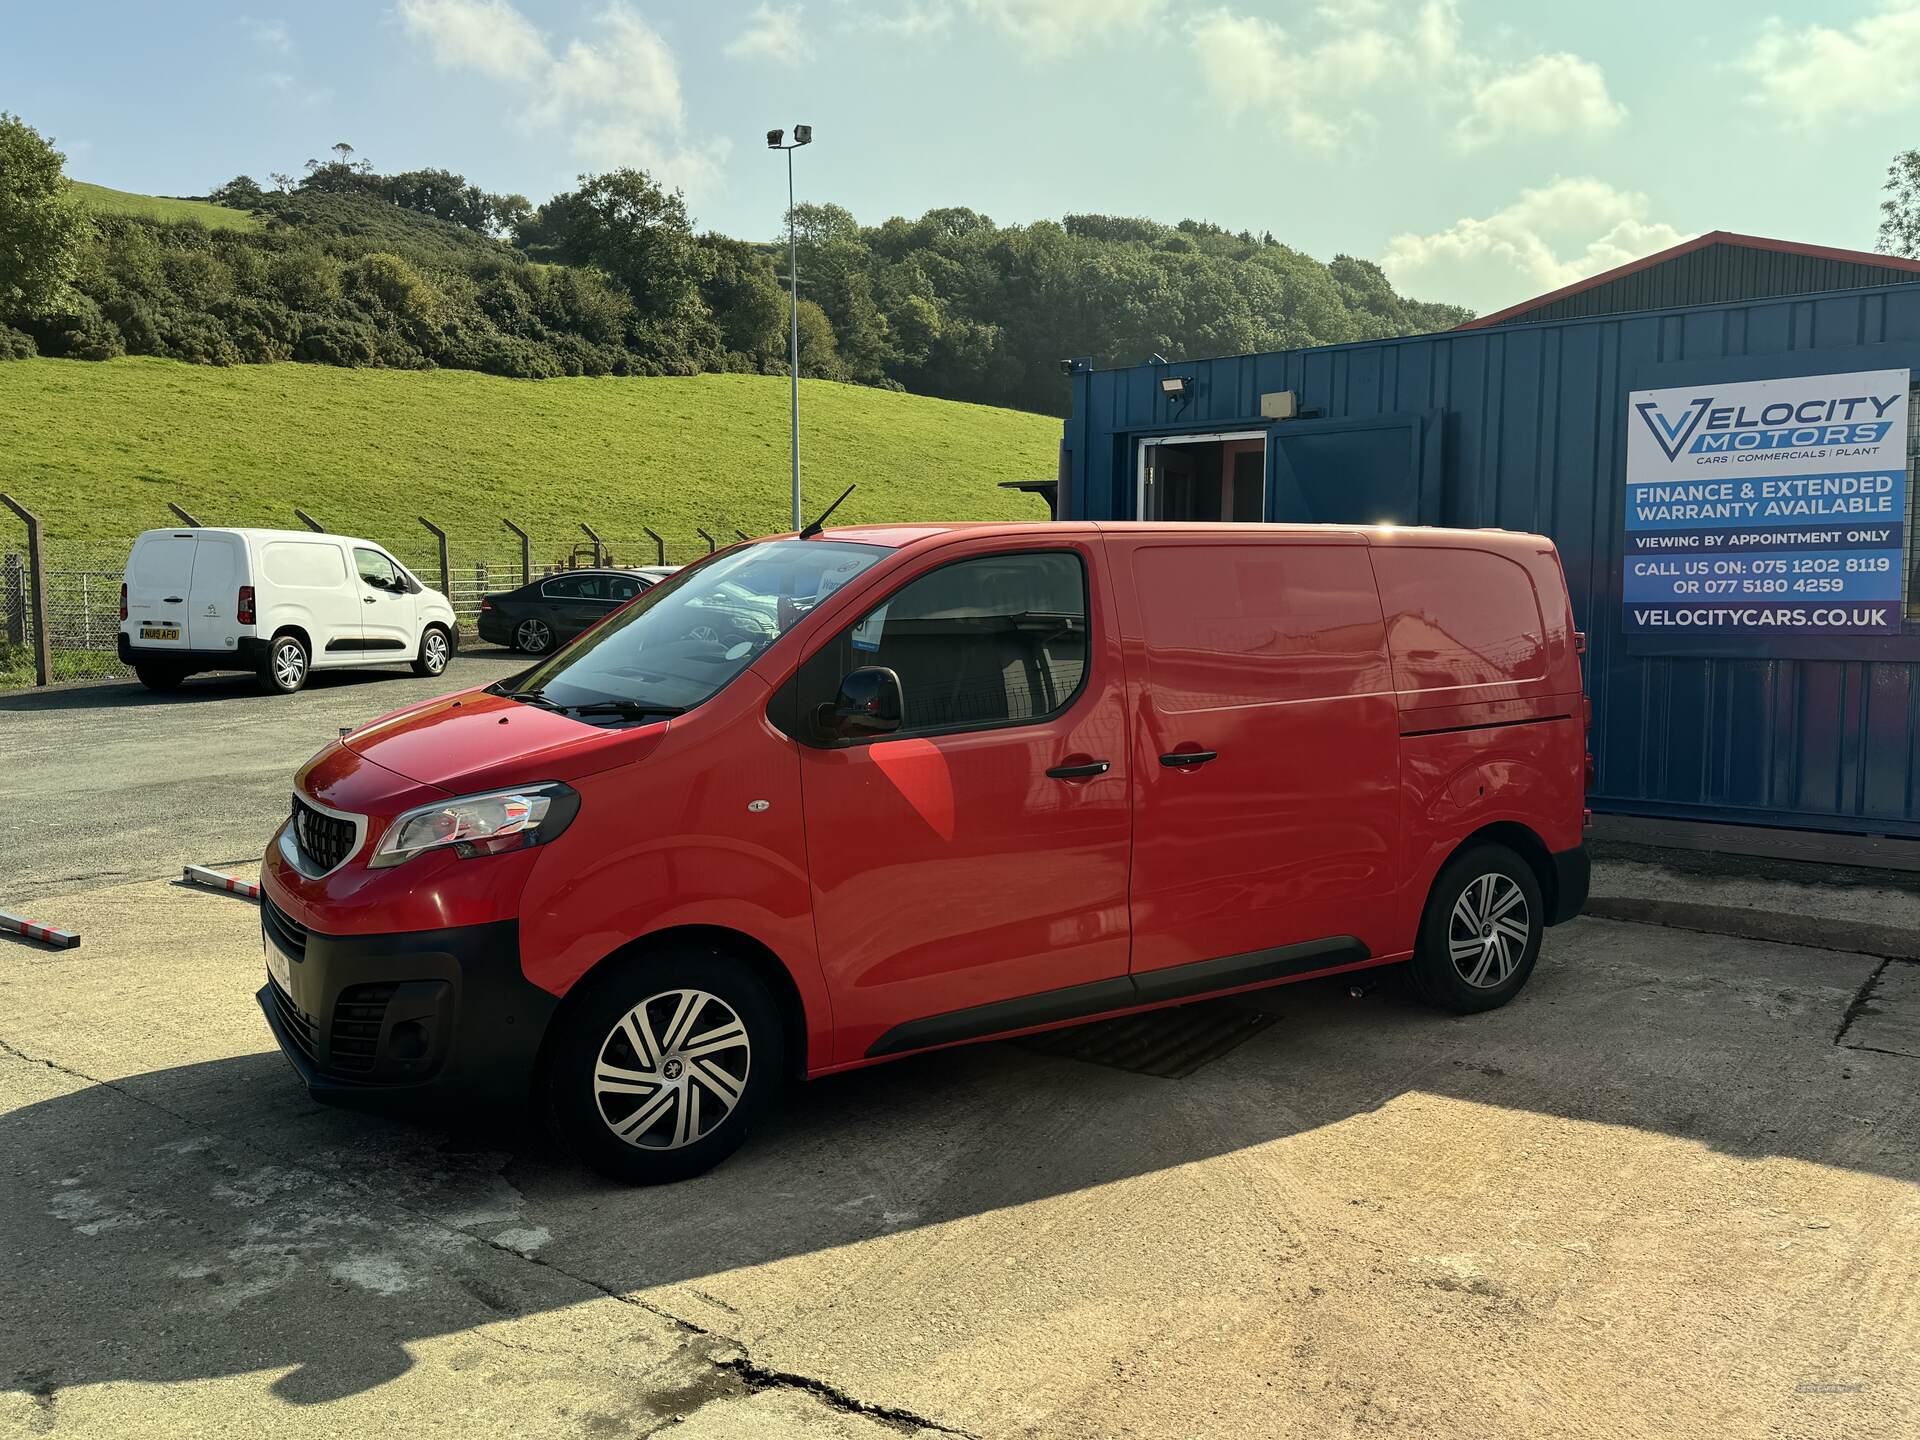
[4,0,1919,313]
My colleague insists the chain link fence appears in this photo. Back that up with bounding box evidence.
[0,524,764,691]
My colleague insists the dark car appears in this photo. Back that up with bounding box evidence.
[477,566,678,654]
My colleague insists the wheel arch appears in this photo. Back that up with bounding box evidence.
[1430,820,1557,921]
[537,923,812,1085]
[267,623,313,657]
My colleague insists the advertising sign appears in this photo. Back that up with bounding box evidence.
[1623,368,1910,635]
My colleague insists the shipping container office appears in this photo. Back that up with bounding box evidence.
[1059,278,1920,841]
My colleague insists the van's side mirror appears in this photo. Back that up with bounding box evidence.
[817,666,903,740]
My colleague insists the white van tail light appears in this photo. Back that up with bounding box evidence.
[119,582,128,622]
[238,585,256,625]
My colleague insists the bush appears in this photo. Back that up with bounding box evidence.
[0,324,36,359]
[31,295,125,360]
[292,317,379,366]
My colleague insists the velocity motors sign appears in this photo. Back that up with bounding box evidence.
[1623,368,1910,635]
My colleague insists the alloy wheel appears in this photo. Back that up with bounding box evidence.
[516,619,551,653]
[1448,873,1530,988]
[424,629,449,672]
[593,989,752,1151]
[273,641,306,690]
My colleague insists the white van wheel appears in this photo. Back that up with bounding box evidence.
[413,625,451,677]
[258,633,309,695]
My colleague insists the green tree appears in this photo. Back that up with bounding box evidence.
[0,113,87,319]
[1879,149,1920,257]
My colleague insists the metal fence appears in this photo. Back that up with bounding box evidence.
[0,519,759,691]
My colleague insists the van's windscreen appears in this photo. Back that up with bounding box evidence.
[501,540,890,720]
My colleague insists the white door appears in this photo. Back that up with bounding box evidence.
[125,534,198,653]
[353,547,417,659]
[184,532,245,655]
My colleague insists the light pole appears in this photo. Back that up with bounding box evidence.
[767,124,813,531]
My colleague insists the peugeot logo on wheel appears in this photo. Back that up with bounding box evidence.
[661,1057,684,1080]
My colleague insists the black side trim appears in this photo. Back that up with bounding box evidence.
[1547,844,1589,926]
[1400,713,1572,740]
[864,935,1368,1059]
[865,976,1138,1059]
[326,637,371,652]
[1129,936,1367,1004]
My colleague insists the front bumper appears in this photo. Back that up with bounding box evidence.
[257,894,558,1109]
[1546,844,1590,926]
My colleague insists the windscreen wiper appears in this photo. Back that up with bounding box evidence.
[499,688,561,709]
[562,700,686,719]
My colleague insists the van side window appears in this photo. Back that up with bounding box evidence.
[355,548,403,591]
[814,551,1089,737]
[1370,547,1546,692]
[1133,543,1390,708]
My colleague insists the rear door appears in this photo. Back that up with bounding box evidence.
[124,533,198,653]
[540,573,610,638]
[1110,533,1403,979]
[184,531,245,653]
[353,547,417,658]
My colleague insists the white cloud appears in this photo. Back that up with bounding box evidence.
[396,0,723,195]
[1189,1,1621,153]
[1381,178,1691,310]
[241,17,294,56]
[964,0,1163,55]
[1737,3,1920,125]
[728,3,814,62]
[839,0,1159,52]
[1458,53,1625,147]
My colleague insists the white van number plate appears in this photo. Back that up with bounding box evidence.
[140,626,180,641]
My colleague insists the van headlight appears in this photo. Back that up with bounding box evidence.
[369,783,579,869]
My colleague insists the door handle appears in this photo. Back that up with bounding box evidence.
[1046,760,1110,780]
[363,596,377,605]
[1159,749,1218,768]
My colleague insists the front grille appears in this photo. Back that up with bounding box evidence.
[292,795,357,873]
[266,972,318,1061]
[262,895,308,960]
[329,983,397,1073]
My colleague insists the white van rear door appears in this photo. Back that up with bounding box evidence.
[185,532,246,653]
[125,533,198,651]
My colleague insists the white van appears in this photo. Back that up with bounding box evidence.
[118,528,459,695]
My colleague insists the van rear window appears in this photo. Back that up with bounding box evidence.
[263,542,347,589]
[1133,543,1389,709]
[1370,547,1546,693]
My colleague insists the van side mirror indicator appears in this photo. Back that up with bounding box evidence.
[817,666,903,740]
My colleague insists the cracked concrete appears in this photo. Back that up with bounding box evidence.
[5,672,1920,1437]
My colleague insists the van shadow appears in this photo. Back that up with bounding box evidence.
[4,938,1916,1406]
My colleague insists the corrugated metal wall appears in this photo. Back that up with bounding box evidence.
[1067,283,1920,836]
[1483,243,1920,328]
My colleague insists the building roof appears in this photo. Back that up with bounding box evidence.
[1455,231,1920,331]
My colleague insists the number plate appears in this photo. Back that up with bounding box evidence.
[140,626,180,641]
[264,932,293,993]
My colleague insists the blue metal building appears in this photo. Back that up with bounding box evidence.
[1059,233,1920,842]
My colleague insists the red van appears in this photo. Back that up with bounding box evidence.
[259,522,1589,1183]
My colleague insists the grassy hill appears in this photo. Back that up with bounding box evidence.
[0,358,1058,566]
[66,180,261,231]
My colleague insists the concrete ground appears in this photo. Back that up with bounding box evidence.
[2,667,1918,1438]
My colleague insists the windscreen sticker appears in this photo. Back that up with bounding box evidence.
[850,604,889,652]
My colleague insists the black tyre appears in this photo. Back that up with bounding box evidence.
[412,624,452,678]
[257,632,309,694]
[513,617,553,655]
[134,663,185,692]
[544,945,784,1185]
[1408,843,1544,1014]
